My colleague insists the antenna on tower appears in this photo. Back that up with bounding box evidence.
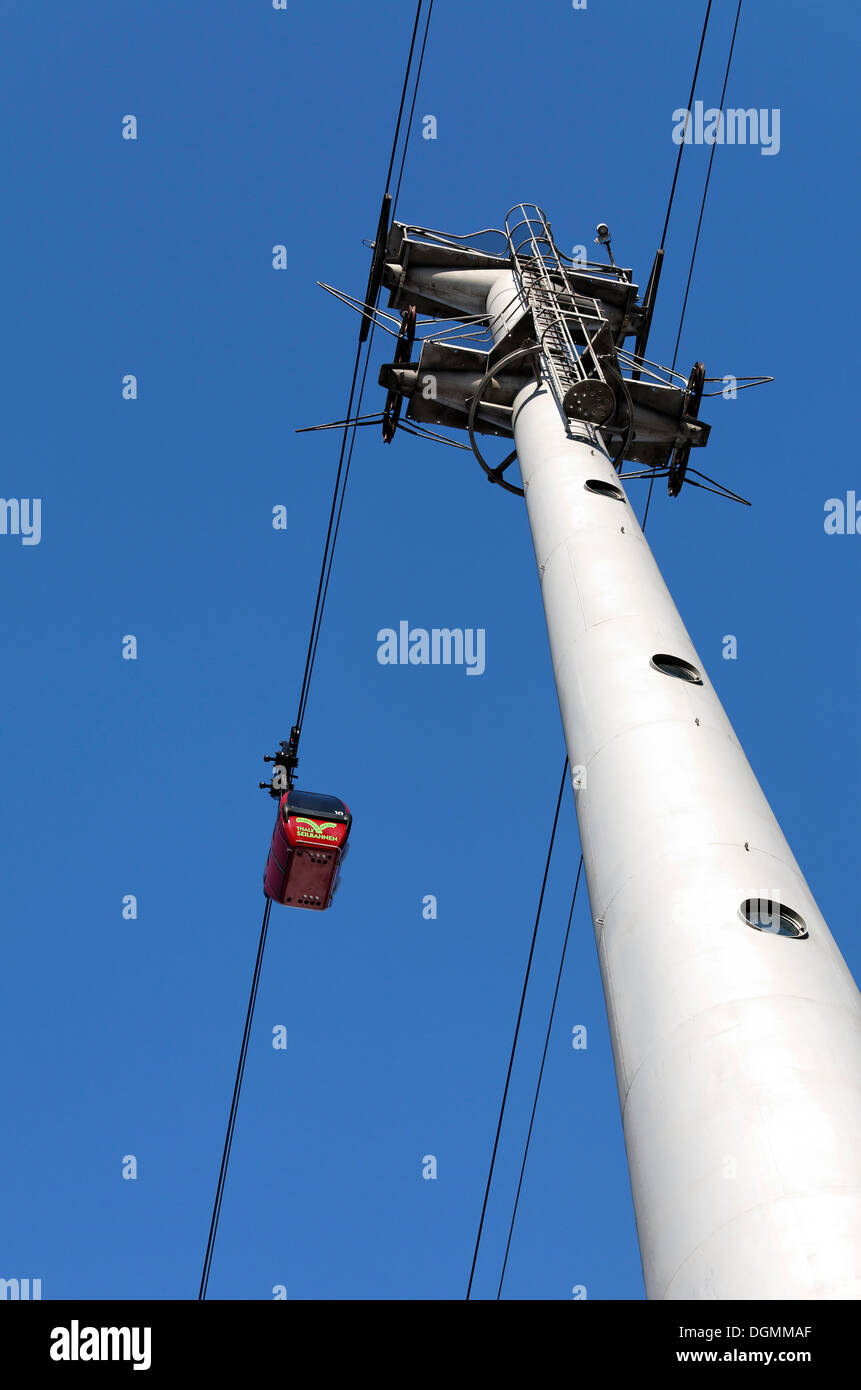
[595,221,616,267]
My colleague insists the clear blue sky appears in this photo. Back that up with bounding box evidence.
[1,0,858,1301]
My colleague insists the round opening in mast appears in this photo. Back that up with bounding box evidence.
[585,478,625,502]
[740,899,809,939]
[649,653,703,684]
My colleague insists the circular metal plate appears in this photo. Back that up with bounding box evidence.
[562,379,616,425]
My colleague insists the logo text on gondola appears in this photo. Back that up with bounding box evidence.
[294,818,339,843]
[377,622,485,675]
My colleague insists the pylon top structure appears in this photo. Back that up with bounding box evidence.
[375,203,718,500]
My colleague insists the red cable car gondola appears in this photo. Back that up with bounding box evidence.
[263,789,351,911]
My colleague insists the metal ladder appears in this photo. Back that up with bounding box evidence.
[505,204,613,422]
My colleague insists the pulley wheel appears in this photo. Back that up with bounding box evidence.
[382,305,417,443]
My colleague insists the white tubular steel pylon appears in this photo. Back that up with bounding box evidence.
[507,378,861,1300]
[374,207,861,1298]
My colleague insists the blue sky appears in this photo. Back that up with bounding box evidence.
[1,0,858,1301]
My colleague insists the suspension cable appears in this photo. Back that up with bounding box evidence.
[465,758,569,1300]
[659,0,713,251]
[643,0,741,531]
[294,0,432,734]
[393,1,434,216]
[383,1,425,197]
[199,899,272,1299]
[496,858,583,1299]
[200,3,434,1301]
[294,342,366,731]
[670,0,743,373]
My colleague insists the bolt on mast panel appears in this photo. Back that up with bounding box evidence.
[374,204,861,1299]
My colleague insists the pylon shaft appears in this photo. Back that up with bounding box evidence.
[510,376,861,1299]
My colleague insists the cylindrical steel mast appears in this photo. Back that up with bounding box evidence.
[377,208,861,1298]
[507,375,861,1300]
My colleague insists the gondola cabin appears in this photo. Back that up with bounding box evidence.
[264,789,351,911]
